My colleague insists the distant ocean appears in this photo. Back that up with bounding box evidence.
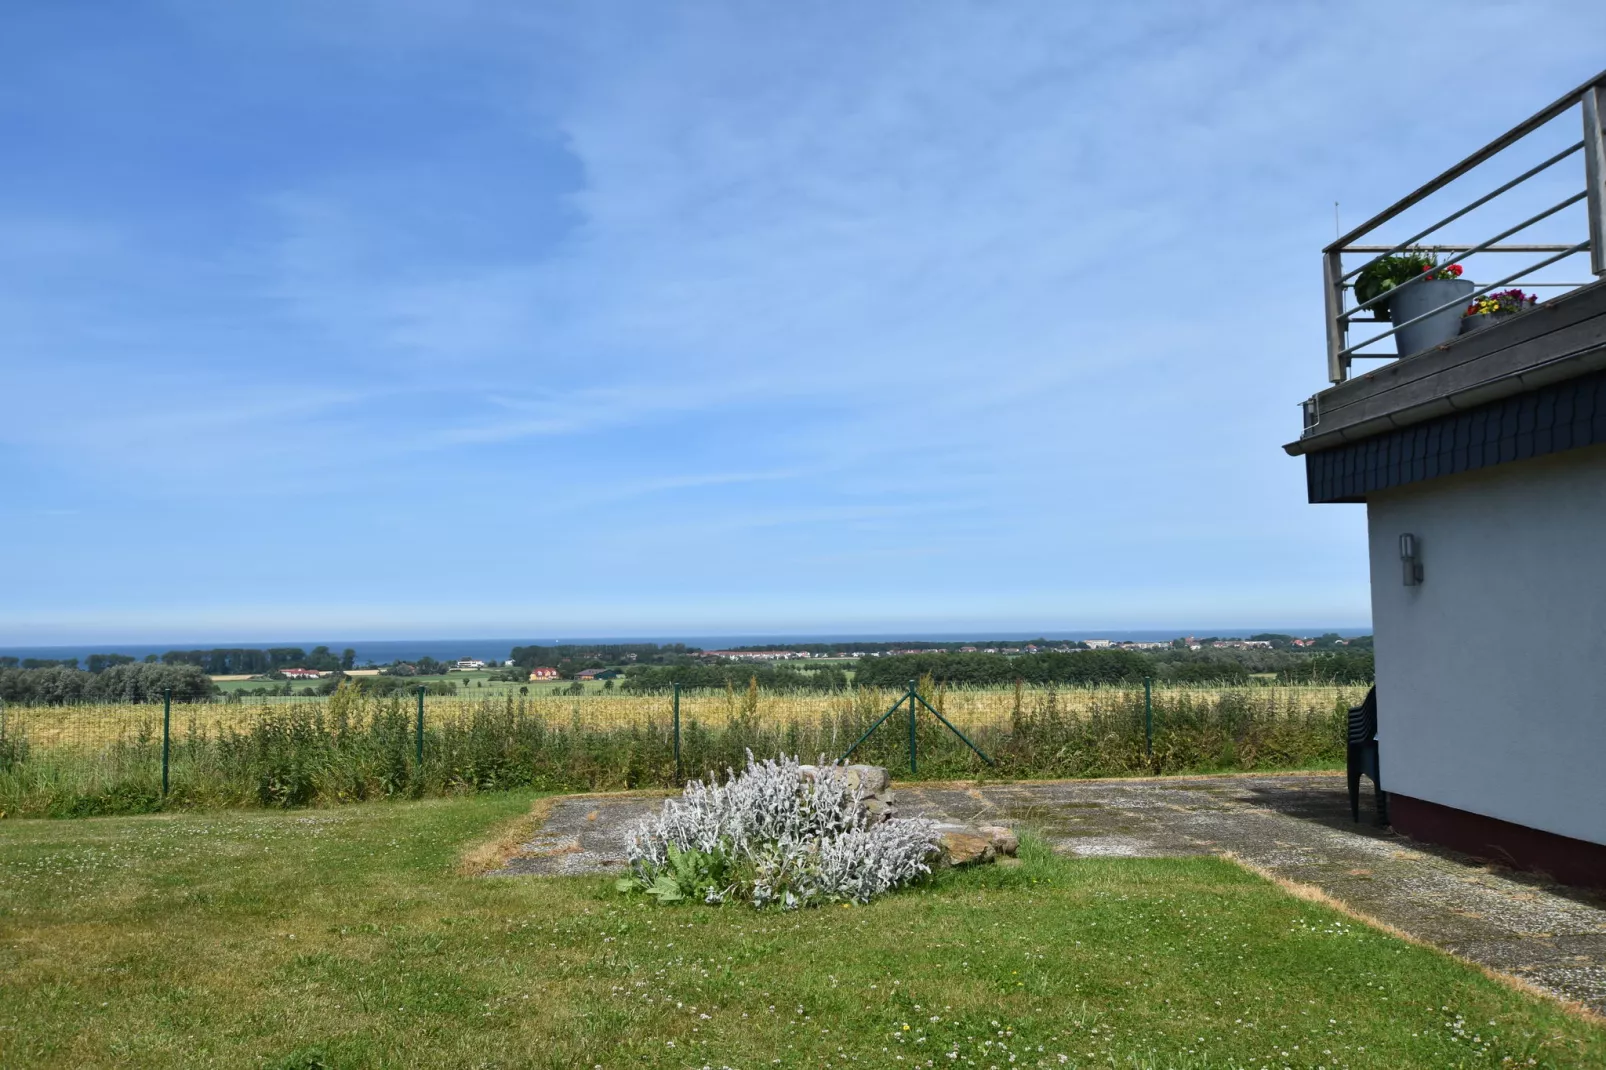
[0,628,1372,667]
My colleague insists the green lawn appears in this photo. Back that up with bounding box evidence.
[0,796,1600,1069]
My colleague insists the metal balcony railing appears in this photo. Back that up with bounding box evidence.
[1321,69,1606,387]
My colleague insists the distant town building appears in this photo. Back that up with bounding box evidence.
[281,668,322,680]
[454,658,487,671]
[528,667,560,681]
[1083,639,1113,649]
[575,668,620,681]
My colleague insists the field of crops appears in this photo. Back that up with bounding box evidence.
[0,683,1364,818]
[3,681,1367,747]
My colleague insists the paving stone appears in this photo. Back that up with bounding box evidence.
[494,795,666,877]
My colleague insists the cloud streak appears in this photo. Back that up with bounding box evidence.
[4,1,1604,636]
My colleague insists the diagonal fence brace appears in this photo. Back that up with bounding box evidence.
[837,683,995,768]
[912,691,994,766]
[838,692,909,764]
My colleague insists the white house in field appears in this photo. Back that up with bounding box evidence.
[1286,71,1606,887]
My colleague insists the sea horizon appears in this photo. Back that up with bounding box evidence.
[0,627,1373,667]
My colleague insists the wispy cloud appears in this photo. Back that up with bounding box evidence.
[3,1,1603,635]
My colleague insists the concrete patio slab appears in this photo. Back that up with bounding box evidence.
[492,773,1606,1016]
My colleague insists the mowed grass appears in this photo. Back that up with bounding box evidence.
[1,796,1601,1069]
[210,671,552,699]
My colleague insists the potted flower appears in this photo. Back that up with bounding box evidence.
[1460,289,1537,334]
[1353,249,1475,357]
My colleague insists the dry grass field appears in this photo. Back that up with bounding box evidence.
[0,682,1358,817]
[5,683,1368,752]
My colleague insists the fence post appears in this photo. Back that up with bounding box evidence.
[672,681,682,785]
[415,686,425,769]
[161,687,172,796]
[1144,676,1153,763]
[1323,248,1349,384]
[907,678,918,776]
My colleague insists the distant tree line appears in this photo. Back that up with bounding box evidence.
[327,676,457,698]
[854,651,1156,688]
[0,663,216,705]
[2,647,365,675]
[219,675,460,700]
[1247,632,1373,651]
[0,657,85,670]
[509,643,699,676]
[155,646,355,674]
[1275,651,1374,684]
[854,648,1374,687]
[723,638,1091,656]
[620,663,851,693]
[381,657,454,677]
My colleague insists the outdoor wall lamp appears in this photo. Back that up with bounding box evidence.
[1399,533,1423,586]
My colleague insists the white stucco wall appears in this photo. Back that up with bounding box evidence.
[1366,443,1606,846]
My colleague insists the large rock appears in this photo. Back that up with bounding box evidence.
[842,764,890,796]
[977,825,1019,857]
[934,824,997,866]
[862,796,897,824]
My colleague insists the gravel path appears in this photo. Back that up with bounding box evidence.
[493,773,1606,1016]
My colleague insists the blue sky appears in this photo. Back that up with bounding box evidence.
[4,2,1604,644]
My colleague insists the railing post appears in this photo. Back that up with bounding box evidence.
[415,686,425,769]
[1323,248,1349,384]
[1583,81,1606,278]
[672,681,682,785]
[161,687,172,796]
[907,679,918,776]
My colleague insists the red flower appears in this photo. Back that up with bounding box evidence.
[1449,263,1463,276]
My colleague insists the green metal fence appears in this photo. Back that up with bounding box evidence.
[0,681,1356,819]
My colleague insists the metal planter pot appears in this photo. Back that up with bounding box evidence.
[1387,278,1476,357]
